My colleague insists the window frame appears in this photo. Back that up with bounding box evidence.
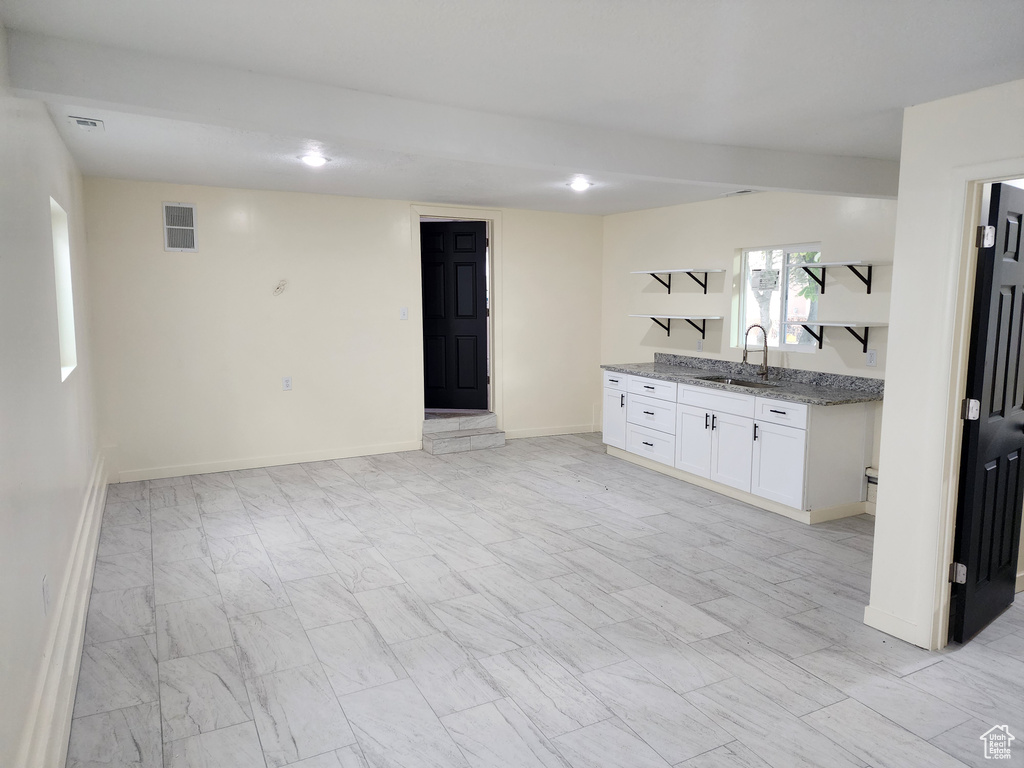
[737,242,822,352]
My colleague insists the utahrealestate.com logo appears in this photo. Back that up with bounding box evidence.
[980,725,1015,760]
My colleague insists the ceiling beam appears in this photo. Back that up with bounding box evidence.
[8,31,898,198]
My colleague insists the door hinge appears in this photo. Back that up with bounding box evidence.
[949,562,967,584]
[961,398,981,421]
[976,225,996,249]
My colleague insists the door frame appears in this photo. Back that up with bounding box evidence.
[933,168,1024,649]
[411,205,502,429]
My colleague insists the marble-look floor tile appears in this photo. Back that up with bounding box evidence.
[73,635,158,718]
[103,500,150,528]
[308,618,407,696]
[488,538,574,581]
[516,605,627,674]
[335,744,371,768]
[200,509,256,539]
[195,487,245,515]
[625,557,729,605]
[355,583,441,643]
[190,472,236,492]
[555,547,647,592]
[432,593,536,658]
[230,605,318,678]
[253,514,311,545]
[803,698,968,768]
[92,551,154,594]
[266,538,336,581]
[534,573,639,628]
[242,494,295,520]
[163,720,266,768]
[85,586,155,644]
[151,505,203,535]
[697,595,831,659]
[427,530,503,571]
[701,566,820,617]
[328,547,406,592]
[480,646,610,738]
[580,660,732,763]
[391,632,503,716]
[597,618,732,694]
[217,563,291,618]
[286,573,365,629]
[927,717,1004,768]
[150,484,197,510]
[441,698,571,768]
[340,679,470,768]
[614,585,730,643]
[154,557,220,606]
[153,527,210,564]
[208,533,272,573]
[97,522,152,557]
[156,595,233,661]
[461,563,555,615]
[553,717,671,768]
[686,678,866,768]
[66,701,162,768]
[677,741,772,767]
[247,662,357,767]
[367,527,437,562]
[159,647,252,740]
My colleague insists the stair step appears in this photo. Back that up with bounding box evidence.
[423,410,497,434]
[422,427,506,455]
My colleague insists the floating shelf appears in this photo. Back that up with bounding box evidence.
[798,261,877,294]
[784,321,889,353]
[630,269,726,295]
[629,314,723,338]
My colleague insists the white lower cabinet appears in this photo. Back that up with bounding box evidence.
[751,420,807,508]
[626,423,675,466]
[602,387,627,449]
[709,411,754,492]
[675,404,712,477]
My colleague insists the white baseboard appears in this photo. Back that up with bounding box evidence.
[504,424,595,440]
[15,453,107,768]
[606,447,866,525]
[1017,570,1024,594]
[863,604,932,650]
[116,440,422,482]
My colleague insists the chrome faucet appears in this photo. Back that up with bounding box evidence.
[743,324,769,378]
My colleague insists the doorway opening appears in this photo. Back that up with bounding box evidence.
[419,217,492,423]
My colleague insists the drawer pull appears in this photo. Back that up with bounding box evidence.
[643,385,655,390]
[641,441,654,447]
[753,423,759,441]
[620,394,625,407]
[609,378,619,383]
[705,413,710,430]
[643,410,655,416]
[711,414,717,430]
[769,409,787,415]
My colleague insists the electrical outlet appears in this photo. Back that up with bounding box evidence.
[866,349,877,367]
[282,376,292,391]
[696,340,704,352]
[399,307,408,320]
[42,575,51,617]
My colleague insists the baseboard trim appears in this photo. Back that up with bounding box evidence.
[15,453,107,768]
[606,446,865,525]
[1017,570,1024,594]
[863,604,931,650]
[116,440,423,482]
[505,424,595,440]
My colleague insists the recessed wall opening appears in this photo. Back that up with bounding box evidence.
[50,197,77,382]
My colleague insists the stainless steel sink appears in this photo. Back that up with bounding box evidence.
[697,375,778,389]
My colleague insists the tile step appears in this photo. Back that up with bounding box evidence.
[423,411,497,434]
[422,427,506,455]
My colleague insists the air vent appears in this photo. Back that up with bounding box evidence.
[67,115,104,132]
[163,203,197,252]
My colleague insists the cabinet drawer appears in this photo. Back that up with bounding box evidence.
[627,393,676,435]
[754,397,808,429]
[677,384,755,418]
[628,375,677,402]
[626,423,676,467]
[603,371,628,391]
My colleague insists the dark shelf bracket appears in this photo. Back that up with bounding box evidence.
[684,271,710,294]
[848,265,873,294]
[651,273,672,293]
[651,317,672,336]
[800,324,825,349]
[845,326,871,353]
[801,266,827,294]
[799,264,873,295]
[684,318,708,339]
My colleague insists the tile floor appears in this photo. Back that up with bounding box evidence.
[66,433,1024,767]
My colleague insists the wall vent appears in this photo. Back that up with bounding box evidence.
[163,203,197,252]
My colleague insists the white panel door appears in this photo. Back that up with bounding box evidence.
[710,412,754,492]
[751,420,807,508]
[603,387,627,449]
[675,403,712,478]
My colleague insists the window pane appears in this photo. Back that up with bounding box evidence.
[783,251,820,346]
[743,249,784,347]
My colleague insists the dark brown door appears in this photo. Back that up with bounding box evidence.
[420,220,488,409]
[951,182,1024,643]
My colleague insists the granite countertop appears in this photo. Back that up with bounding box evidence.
[602,353,884,406]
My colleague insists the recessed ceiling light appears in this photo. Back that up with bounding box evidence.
[301,153,328,167]
[569,178,592,192]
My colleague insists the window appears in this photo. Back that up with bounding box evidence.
[50,198,77,381]
[739,243,821,349]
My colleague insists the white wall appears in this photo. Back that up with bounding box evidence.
[0,24,11,93]
[866,79,1024,648]
[0,96,100,765]
[86,180,603,480]
[602,191,896,464]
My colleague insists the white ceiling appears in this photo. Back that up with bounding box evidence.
[3,0,1023,214]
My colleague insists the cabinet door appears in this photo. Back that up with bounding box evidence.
[751,420,807,508]
[675,403,712,478]
[710,412,754,492]
[602,387,627,449]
